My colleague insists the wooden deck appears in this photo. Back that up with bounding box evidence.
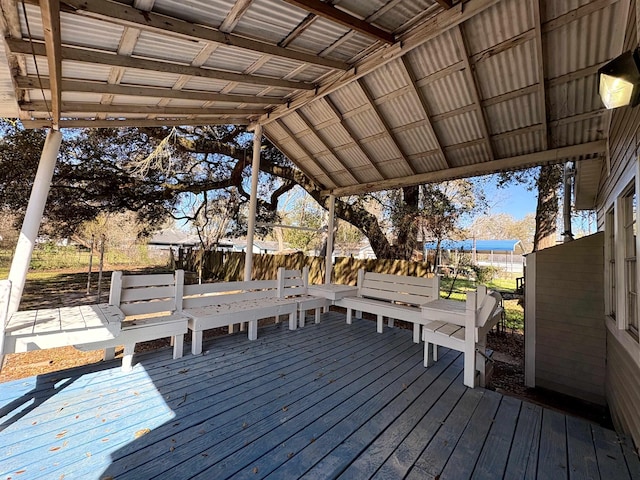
[1,312,638,479]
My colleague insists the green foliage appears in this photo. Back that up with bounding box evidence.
[470,264,501,283]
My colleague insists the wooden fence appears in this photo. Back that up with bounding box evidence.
[181,250,434,285]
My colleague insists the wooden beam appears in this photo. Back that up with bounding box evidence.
[357,78,417,175]
[434,0,455,8]
[323,96,386,180]
[400,56,449,168]
[280,0,394,44]
[279,14,319,48]
[39,0,62,128]
[219,0,254,33]
[543,0,620,33]
[21,101,266,116]
[296,109,360,184]
[546,63,605,88]
[6,39,315,91]
[21,117,252,128]
[326,141,607,196]
[482,84,540,107]
[22,0,348,71]
[532,0,549,150]
[453,25,495,161]
[15,76,286,105]
[276,119,339,188]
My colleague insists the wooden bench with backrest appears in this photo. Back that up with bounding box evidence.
[277,266,328,327]
[336,269,440,343]
[422,285,503,388]
[182,278,298,355]
[76,270,189,372]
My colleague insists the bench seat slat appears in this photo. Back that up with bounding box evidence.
[363,278,438,297]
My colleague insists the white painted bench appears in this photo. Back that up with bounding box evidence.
[336,269,440,343]
[422,285,503,388]
[76,270,189,372]
[182,279,298,355]
[277,267,328,327]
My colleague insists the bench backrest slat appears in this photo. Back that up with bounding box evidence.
[278,267,308,297]
[357,269,439,307]
[110,270,182,317]
[182,279,279,309]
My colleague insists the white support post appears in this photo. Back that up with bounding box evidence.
[325,194,335,284]
[244,124,262,282]
[7,130,62,315]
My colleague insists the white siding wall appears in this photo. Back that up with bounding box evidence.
[533,233,606,405]
[594,2,640,448]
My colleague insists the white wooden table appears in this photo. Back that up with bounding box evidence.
[3,304,124,353]
[421,298,467,325]
[307,284,358,301]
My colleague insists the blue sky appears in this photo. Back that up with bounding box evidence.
[484,182,537,219]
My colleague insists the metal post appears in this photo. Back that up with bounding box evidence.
[7,130,62,314]
[325,194,336,284]
[244,123,262,282]
[97,234,105,303]
[86,234,95,294]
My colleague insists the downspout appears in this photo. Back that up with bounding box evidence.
[7,130,62,314]
[562,161,575,243]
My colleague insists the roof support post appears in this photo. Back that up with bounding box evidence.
[7,130,62,314]
[244,123,263,282]
[325,194,335,284]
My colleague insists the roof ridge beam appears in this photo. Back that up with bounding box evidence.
[6,38,315,91]
[21,117,252,128]
[22,101,266,116]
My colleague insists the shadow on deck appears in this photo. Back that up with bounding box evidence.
[0,312,638,479]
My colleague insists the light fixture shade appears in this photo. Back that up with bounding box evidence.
[597,48,640,109]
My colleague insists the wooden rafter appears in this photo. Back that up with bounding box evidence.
[531,0,549,150]
[399,57,450,169]
[6,39,315,91]
[219,0,254,33]
[453,25,495,161]
[21,117,252,129]
[323,96,386,180]
[281,0,395,44]
[279,14,318,48]
[15,76,285,105]
[295,110,360,184]
[21,0,348,71]
[21,101,266,116]
[434,0,455,8]
[260,0,502,126]
[276,120,339,188]
[357,78,417,175]
[39,0,62,128]
[326,141,607,196]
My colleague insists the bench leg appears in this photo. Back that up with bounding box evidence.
[248,320,258,340]
[104,347,116,361]
[314,307,321,324]
[298,310,305,328]
[387,318,394,328]
[377,315,383,333]
[121,344,135,372]
[463,348,476,388]
[192,330,203,355]
[413,324,420,344]
[346,308,352,324]
[172,334,184,359]
[288,312,297,331]
[355,310,362,319]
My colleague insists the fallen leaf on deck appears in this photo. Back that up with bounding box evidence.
[49,446,61,451]
[85,452,91,457]
[134,428,151,439]
[55,431,67,438]
[179,369,189,374]
[252,467,259,474]
[15,470,26,474]
[282,405,288,412]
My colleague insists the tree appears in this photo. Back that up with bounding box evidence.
[469,212,535,253]
[0,121,485,260]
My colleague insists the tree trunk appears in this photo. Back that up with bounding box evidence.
[533,164,562,251]
[393,185,419,260]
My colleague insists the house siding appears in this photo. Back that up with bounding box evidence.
[592,2,640,449]
[533,233,606,405]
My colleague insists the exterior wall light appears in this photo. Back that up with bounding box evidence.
[598,48,640,109]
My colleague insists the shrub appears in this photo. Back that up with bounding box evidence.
[471,264,500,283]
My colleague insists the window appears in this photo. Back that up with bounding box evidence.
[623,185,638,337]
[606,207,616,318]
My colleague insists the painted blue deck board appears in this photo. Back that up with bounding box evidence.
[0,312,636,480]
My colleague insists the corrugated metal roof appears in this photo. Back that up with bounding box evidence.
[0,0,628,196]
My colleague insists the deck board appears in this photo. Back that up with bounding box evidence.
[0,312,637,480]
